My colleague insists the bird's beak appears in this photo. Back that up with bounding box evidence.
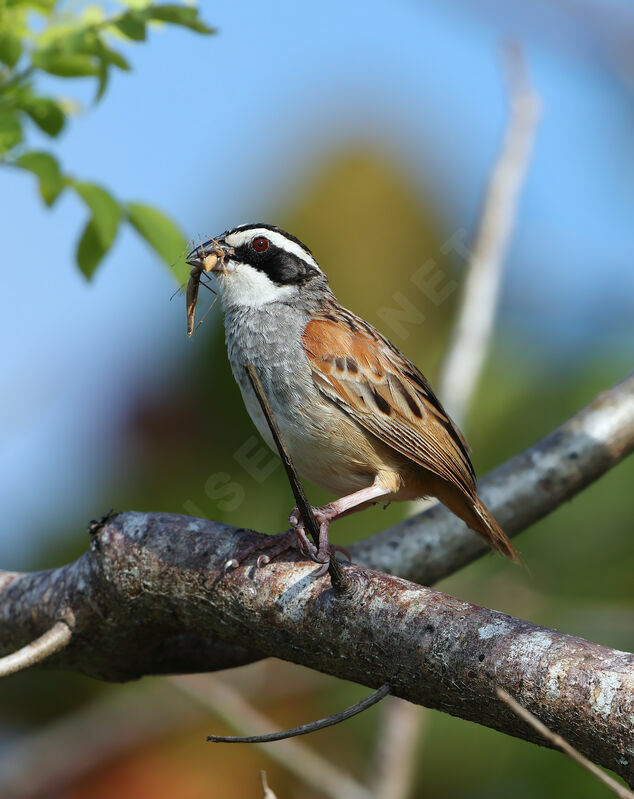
[186,237,232,271]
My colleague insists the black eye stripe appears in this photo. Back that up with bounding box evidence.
[232,242,320,286]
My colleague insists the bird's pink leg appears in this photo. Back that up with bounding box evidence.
[289,483,393,569]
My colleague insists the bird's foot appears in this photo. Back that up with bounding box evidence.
[289,502,340,528]
[224,529,298,572]
[288,507,352,576]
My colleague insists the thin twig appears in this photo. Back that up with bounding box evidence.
[439,43,541,426]
[206,683,390,743]
[377,45,542,799]
[371,698,425,799]
[496,687,634,799]
[260,771,278,799]
[245,363,350,591]
[171,675,372,799]
[0,617,72,678]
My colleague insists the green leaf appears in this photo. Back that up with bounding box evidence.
[18,95,65,136]
[0,32,22,68]
[16,150,64,205]
[5,0,55,9]
[32,51,99,77]
[126,202,187,278]
[0,112,22,153]
[115,11,146,41]
[147,4,216,34]
[67,30,131,70]
[73,182,121,249]
[77,217,108,279]
[96,42,130,71]
[92,39,130,102]
[95,58,109,101]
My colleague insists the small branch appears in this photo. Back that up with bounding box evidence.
[172,675,372,799]
[371,698,425,799]
[206,683,390,743]
[496,688,634,799]
[245,363,350,591]
[439,43,541,425]
[0,617,72,678]
[260,771,278,799]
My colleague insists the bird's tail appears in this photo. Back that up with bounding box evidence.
[468,493,521,563]
[425,478,522,563]
[431,477,521,563]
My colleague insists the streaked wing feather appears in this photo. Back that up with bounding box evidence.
[303,309,475,493]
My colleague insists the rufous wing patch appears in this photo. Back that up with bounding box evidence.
[303,312,475,494]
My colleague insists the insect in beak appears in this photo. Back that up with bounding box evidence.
[185,238,232,337]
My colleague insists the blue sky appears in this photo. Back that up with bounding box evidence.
[1,0,633,565]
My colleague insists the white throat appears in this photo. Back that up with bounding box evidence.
[216,262,296,309]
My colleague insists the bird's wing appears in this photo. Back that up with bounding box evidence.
[302,307,476,494]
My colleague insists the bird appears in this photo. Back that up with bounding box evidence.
[186,223,519,570]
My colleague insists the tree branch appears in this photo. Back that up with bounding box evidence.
[0,512,632,785]
[352,372,634,584]
[438,43,541,424]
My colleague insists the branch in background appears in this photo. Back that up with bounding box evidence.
[371,697,425,799]
[380,44,541,798]
[0,512,631,785]
[496,688,634,799]
[260,772,279,799]
[381,42,541,797]
[352,372,634,584]
[172,676,372,799]
[438,43,541,425]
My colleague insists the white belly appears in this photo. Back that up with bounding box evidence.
[237,370,376,496]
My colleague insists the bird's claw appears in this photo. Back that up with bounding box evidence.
[312,558,331,578]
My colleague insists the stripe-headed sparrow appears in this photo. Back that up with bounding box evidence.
[187,224,519,570]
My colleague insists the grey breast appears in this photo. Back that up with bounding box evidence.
[223,302,316,445]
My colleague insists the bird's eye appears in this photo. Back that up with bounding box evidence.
[252,236,269,253]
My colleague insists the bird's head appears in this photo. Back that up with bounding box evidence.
[186,223,326,309]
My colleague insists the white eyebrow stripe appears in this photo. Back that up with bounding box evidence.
[224,228,320,270]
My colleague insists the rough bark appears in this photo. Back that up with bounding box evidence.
[0,513,632,785]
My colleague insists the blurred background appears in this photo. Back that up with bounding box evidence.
[1,0,633,797]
